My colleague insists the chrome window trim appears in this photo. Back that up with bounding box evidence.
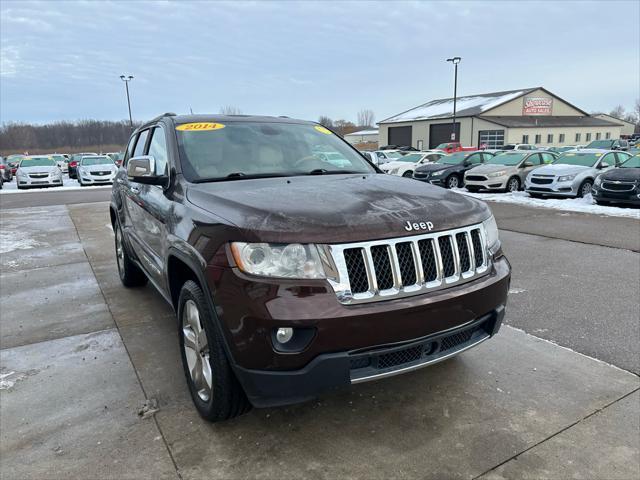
[320,223,490,305]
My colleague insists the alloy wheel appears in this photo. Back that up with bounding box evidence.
[581,182,592,197]
[508,178,519,192]
[182,299,212,402]
[448,176,459,188]
[115,226,125,273]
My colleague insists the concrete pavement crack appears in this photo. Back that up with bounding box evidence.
[67,205,184,480]
[472,386,640,479]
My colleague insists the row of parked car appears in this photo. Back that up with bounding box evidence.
[373,146,640,207]
[0,151,124,189]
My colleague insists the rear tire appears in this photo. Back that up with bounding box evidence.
[402,171,413,178]
[114,221,148,287]
[178,280,251,422]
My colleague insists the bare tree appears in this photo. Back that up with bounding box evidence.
[635,99,640,124]
[220,105,242,115]
[609,105,625,119]
[318,116,333,127]
[332,119,356,137]
[357,109,375,128]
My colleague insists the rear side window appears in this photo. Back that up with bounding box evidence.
[123,134,137,166]
[147,127,169,175]
[133,129,149,157]
[468,153,483,164]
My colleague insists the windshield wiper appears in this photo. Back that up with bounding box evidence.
[192,172,293,183]
[306,169,362,175]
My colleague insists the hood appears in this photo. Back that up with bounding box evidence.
[600,167,640,182]
[467,164,515,174]
[18,166,58,174]
[531,164,591,176]
[186,174,491,244]
[414,163,452,173]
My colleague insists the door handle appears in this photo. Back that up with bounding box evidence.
[129,186,140,194]
[116,178,125,185]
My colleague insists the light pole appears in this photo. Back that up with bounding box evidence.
[446,57,461,141]
[120,75,134,128]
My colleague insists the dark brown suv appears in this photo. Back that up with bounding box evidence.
[110,113,511,422]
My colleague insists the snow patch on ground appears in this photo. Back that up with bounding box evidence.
[0,178,110,194]
[453,189,640,219]
[0,230,44,254]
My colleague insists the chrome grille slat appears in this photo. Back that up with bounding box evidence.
[324,223,490,305]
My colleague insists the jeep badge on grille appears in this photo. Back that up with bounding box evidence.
[404,221,434,232]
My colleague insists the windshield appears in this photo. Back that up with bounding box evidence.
[585,140,614,149]
[554,152,602,167]
[382,151,403,159]
[51,154,65,161]
[176,122,375,182]
[487,152,528,166]
[20,157,55,167]
[436,152,470,165]
[435,143,454,149]
[501,145,516,150]
[397,153,423,163]
[81,156,113,166]
[7,155,25,162]
[621,155,640,168]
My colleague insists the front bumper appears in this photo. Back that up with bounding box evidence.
[207,254,511,407]
[78,171,116,184]
[17,176,62,187]
[413,174,446,186]
[592,186,640,205]
[525,177,578,197]
[464,176,508,190]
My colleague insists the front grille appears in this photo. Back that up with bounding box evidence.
[602,181,635,192]
[531,177,553,185]
[440,328,474,351]
[466,175,487,181]
[330,224,489,304]
[413,172,428,179]
[377,346,423,369]
[91,170,112,176]
[28,173,48,179]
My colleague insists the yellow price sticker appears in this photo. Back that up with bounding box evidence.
[176,122,225,131]
[594,152,602,156]
[314,125,332,135]
[565,153,575,156]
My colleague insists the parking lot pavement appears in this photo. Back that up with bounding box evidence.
[1,201,638,480]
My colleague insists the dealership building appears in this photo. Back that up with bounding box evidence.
[378,87,626,150]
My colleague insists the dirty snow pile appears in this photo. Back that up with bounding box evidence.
[453,189,640,219]
[0,230,43,254]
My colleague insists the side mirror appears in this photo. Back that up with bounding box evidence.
[598,162,610,169]
[522,162,534,168]
[127,155,167,185]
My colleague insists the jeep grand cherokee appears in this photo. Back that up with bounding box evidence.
[110,113,511,422]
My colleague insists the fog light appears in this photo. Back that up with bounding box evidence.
[276,327,293,344]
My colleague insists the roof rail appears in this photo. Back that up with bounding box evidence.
[148,112,177,123]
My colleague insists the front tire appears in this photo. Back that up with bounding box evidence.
[446,175,461,189]
[114,221,148,287]
[506,176,520,193]
[178,280,251,422]
[578,180,593,198]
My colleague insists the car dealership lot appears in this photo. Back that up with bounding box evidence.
[1,196,638,479]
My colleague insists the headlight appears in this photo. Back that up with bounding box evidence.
[231,243,326,279]
[594,176,602,186]
[558,174,575,182]
[482,215,500,255]
[17,171,27,178]
[488,170,507,178]
[432,170,444,176]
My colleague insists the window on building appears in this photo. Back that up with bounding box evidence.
[559,134,565,143]
[547,134,554,144]
[596,132,601,140]
[605,132,611,139]
[575,133,581,142]
[522,135,529,144]
[586,133,592,141]
[477,130,504,149]
[535,134,541,144]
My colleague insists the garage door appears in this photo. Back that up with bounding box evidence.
[429,123,460,149]
[388,126,412,147]
[478,130,505,149]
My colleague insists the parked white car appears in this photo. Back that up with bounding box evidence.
[77,155,118,186]
[16,155,63,189]
[49,153,68,173]
[379,151,444,177]
[361,150,405,166]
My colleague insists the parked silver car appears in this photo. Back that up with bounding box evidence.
[524,149,632,198]
[77,155,118,186]
[465,151,557,192]
[16,155,63,189]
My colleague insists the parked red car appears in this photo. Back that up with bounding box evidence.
[434,142,477,153]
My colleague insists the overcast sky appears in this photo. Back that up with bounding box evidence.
[1,0,639,125]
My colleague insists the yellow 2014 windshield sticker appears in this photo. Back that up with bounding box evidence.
[314,125,332,135]
[176,122,225,131]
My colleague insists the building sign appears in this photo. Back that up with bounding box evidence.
[523,97,553,115]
